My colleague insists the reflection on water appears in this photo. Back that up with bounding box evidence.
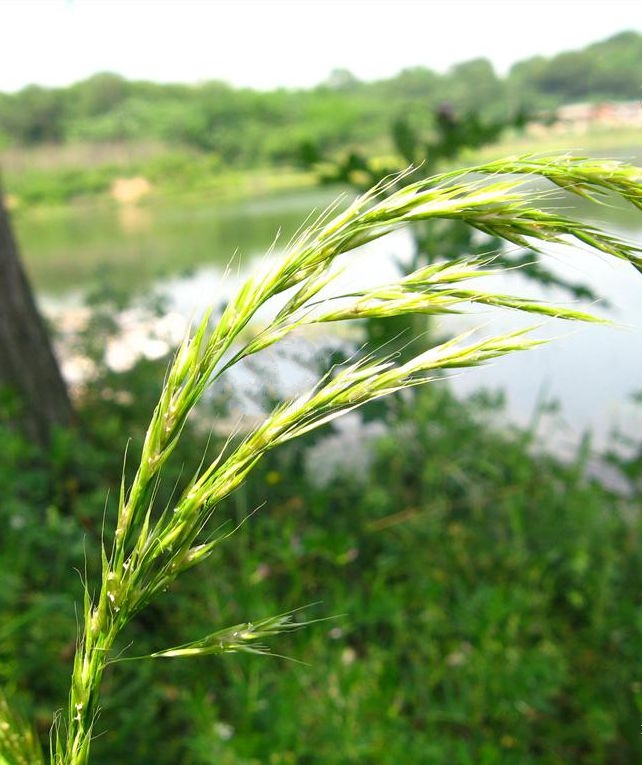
[116,203,153,234]
[438,239,642,456]
[16,187,342,294]
[20,189,642,456]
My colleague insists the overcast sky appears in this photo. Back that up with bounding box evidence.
[1,0,640,93]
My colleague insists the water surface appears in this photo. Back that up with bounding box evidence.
[16,187,642,456]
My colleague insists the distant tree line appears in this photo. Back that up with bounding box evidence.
[0,31,639,167]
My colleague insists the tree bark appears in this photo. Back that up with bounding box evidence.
[0,185,74,446]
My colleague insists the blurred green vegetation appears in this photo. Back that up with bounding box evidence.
[1,294,641,764]
[1,31,641,207]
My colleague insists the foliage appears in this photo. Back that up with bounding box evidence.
[2,373,642,764]
[222,385,642,764]
[1,30,640,175]
[1,155,642,764]
[508,31,642,106]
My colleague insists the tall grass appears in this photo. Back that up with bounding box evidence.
[2,154,642,765]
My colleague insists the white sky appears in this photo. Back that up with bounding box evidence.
[1,0,641,93]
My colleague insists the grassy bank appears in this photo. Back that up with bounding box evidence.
[469,124,642,164]
[2,360,640,764]
[3,124,640,211]
[1,141,317,209]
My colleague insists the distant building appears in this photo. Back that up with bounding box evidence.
[526,100,642,137]
[555,100,642,131]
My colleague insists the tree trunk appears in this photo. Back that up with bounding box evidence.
[0,185,74,446]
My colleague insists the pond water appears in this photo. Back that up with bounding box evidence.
[15,186,642,459]
[16,188,339,295]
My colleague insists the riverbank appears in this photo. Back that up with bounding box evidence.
[1,145,317,210]
[3,124,641,211]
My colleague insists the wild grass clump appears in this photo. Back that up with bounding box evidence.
[1,154,641,765]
